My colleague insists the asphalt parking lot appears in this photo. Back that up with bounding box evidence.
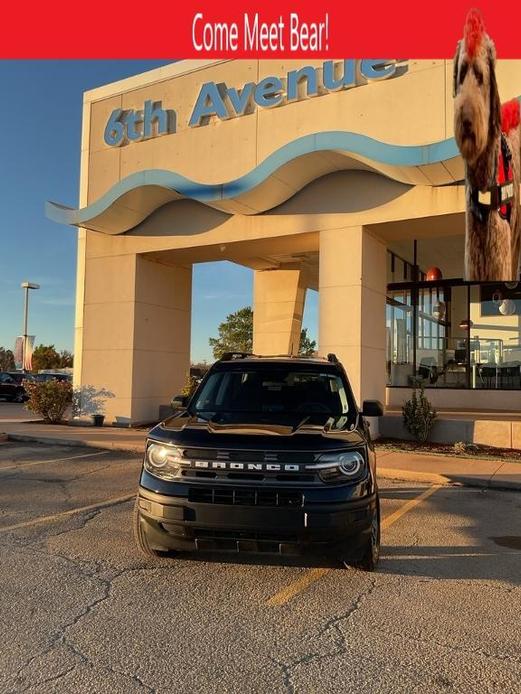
[0,402,40,423]
[0,442,520,694]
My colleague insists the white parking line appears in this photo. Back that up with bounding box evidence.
[0,494,136,533]
[0,450,110,473]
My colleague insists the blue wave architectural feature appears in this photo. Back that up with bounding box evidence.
[46,131,463,234]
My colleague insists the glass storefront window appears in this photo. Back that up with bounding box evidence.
[386,290,413,386]
[469,284,521,389]
[387,275,521,390]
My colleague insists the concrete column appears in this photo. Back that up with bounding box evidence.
[79,253,191,425]
[319,226,387,408]
[253,268,306,356]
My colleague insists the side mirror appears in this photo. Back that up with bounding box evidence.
[171,394,188,410]
[362,400,384,417]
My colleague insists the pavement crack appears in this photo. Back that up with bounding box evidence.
[11,662,78,693]
[370,624,521,664]
[5,541,181,693]
[315,575,379,651]
[271,576,379,693]
[7,562,118,692]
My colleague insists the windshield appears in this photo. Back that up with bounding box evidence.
[191,368,352,416]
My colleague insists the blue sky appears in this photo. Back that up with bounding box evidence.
[0,60,317,363]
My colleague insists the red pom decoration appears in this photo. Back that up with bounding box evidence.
[501,99,521,134]
[464,8,485,59]
[426,267,443,281]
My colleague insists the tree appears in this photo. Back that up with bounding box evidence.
[58,350,74,368]
[299,328,317,356]
[32,344,60,371]
[31,344,73,371]
[208,306,317,359]
[0,347,15,371]
[209,307,253,359]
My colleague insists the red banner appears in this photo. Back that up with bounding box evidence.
[1,1,521,58]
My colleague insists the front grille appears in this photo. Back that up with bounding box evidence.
[188,486,304,507]
[179,447,320,485]
[181,470,314,483]
[182,448,316,465]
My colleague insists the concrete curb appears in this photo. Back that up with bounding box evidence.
[6,433,144,455]
[377,466,521,491]
[377,467,453,486]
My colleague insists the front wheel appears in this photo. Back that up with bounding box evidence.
[132,497,171,559]
[13,391,25,403]
[345,496,381,572]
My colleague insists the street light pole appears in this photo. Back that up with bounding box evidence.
[20,282,40,372]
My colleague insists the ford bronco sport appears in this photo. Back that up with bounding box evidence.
[133,353,383,570]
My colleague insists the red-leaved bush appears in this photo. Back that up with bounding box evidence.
[24,379,72,423]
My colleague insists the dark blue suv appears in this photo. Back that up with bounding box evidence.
[133,353,383,570]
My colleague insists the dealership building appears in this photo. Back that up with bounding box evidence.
[47,58,521,434]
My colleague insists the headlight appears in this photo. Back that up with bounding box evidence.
[144,443,184,480]
[310,449,366,484]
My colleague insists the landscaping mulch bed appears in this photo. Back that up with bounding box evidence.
[376,438,521,463]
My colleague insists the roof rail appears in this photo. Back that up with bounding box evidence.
[219,352,254,361]
[257,354,327,360]
[219,352,335,362]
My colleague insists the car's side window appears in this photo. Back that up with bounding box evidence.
[0,374,14,384]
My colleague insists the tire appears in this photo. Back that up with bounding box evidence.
[132,497,170,559]
[13,391,24,403]
[346,495,381,572]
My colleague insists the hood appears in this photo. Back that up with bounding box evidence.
[148,411,365,450]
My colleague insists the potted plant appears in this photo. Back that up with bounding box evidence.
[92,413,105,427]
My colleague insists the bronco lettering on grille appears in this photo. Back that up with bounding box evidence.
[193,460,300,472]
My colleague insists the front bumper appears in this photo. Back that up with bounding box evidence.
[136,484,377,557]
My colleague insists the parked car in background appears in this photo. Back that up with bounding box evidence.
[0,372,28,402]
[7,372,35,386]
[33,372,72,383]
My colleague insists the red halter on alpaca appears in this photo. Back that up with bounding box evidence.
[464,8,485,58]
[497,100,520,219]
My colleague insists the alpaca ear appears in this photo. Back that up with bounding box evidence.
[488,40,501,133]
[453,40,461,97]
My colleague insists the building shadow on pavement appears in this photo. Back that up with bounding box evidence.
[378,485,521,586]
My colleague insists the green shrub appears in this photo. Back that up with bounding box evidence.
[453,440,477,455]
[24,379,72,423]
[402,386,437,443]
[181,373,199,398]
[453,441,467,455]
